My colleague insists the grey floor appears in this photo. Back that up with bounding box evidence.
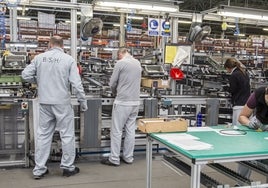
[0,152,267,188]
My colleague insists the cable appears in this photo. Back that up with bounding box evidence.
[219,129,247,135]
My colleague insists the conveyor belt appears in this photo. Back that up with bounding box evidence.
[163,155,222,188]
[208,163,252,186]
[239,161,268,177]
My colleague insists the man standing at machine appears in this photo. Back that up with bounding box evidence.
[22,36,88,179]
[101,48,142,166]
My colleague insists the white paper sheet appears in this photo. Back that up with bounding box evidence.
[188,127,215,132]
[156,133,213,151]
[169,139,213,150]
[156,133,199,141]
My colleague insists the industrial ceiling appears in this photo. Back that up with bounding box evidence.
[3,0,268,39]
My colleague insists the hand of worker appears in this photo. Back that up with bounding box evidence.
[80,101,88,112]
[248,116,262,130]
[260,124,268,131]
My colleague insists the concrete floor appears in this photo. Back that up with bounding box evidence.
[0,152,267,188]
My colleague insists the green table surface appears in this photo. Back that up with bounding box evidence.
[150,125,268,160]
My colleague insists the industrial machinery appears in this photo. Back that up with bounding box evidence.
[0,50,30,167]
[1,44,267,170]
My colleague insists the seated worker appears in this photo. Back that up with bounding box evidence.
[239,86,268,131]
[238,86,268,181]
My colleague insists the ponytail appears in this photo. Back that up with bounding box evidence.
[224,58,246,76]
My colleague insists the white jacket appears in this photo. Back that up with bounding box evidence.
[22,47,86,105]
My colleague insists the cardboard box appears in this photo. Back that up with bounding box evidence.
[141,78,169,89]
[138,118,188,133]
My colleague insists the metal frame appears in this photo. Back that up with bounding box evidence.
[0,98,29,167]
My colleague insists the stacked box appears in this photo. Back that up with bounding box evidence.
[141,78,169,89]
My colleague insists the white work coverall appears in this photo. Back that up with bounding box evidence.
[109,54,142,165]
[22,47,86,176]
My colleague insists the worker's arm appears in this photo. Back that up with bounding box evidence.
[238,104,253,126]
[109,62,120,95]
[239,104,263,129]
[68,61,87,111]
[21,59,37,83]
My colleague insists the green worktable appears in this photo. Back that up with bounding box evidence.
[150,125,268,160]
[147,126,268,188]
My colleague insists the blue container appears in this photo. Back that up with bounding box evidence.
[196,112,202,127]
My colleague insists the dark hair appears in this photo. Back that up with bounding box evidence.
[224,58,246,75]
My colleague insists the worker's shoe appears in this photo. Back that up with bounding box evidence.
[33,169,49,180]
[62,167,80,177]
[120,157,133,165]
[101,158,119,166]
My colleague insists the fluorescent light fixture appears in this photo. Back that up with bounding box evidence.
[9,43,38,48]
[178,20,192,24]
[227,24,236,28]
[218,5,268,21]
[17,16,31,20]
[127,15,144,20]
[234,33,245,37]
[65,20,81,24]
[17,7,29,11]
[263,28,268,31]
[64,46,87,50]
[113,23,126,27]
[103,47,118,51]
[113,23,120,27]
[9,0,29,3]
[95,1,178,12]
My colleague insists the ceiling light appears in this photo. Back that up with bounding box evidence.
[103,47,118,51]
[127,15,144,20]
[113,23,120,27]
[178,20,192,24]
[227,24,236,28]
[65,20,81,24]
[95,1,178,13]
[64,46,86,50]
[8,43,37,48]
[234,33,245,37]
[263,28,268,31]
[217,5,268,21]
[17,16,31,20]
[17,7,29,11]
[113,23,127,27]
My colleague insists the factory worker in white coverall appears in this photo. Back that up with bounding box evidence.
[101,48,142,166]
[22,36,88,179]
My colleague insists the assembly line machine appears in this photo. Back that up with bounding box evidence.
[0,50,267,185]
